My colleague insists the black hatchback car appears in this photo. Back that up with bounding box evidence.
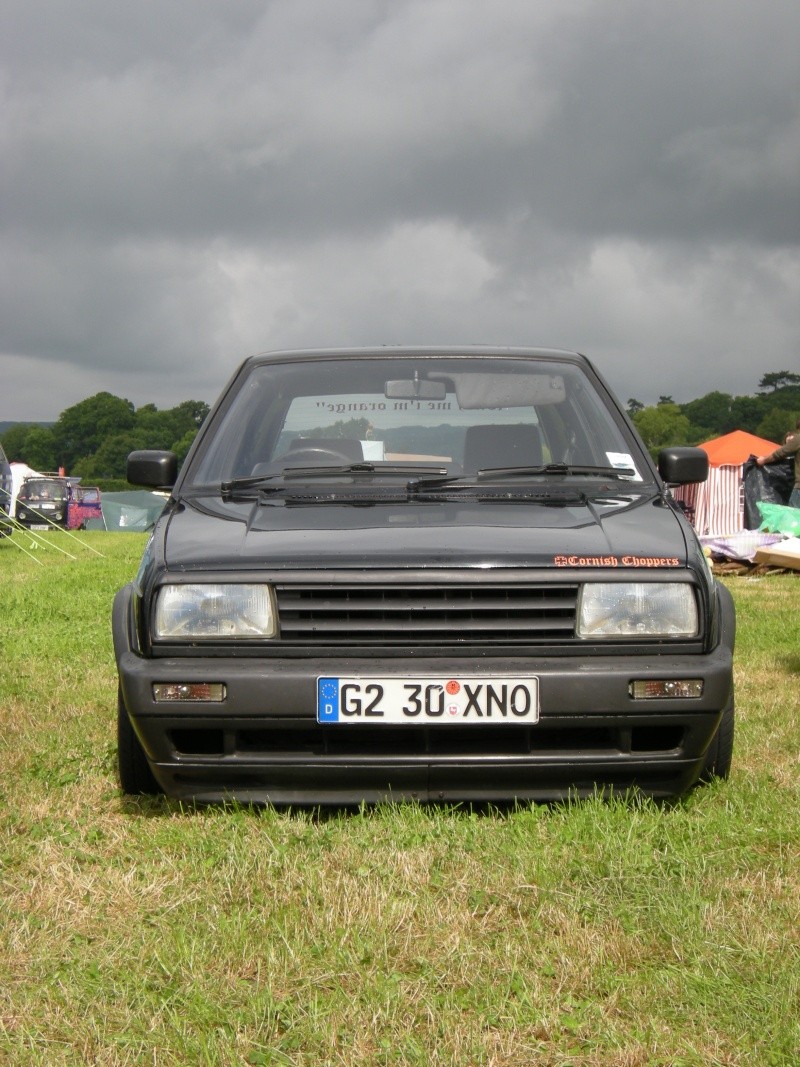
[114,347,734,803]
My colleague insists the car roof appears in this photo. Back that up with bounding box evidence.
[243,345,590,368]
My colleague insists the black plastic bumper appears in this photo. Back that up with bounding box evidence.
[116,639,733,802]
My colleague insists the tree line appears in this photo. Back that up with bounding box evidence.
[1,371,798,480]
[0,392,209,483]
[629,370,799,456]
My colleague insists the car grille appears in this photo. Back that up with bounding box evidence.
[275,582,579,646]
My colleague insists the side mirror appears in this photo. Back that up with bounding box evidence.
[127,450,177,488]
[658,446,708,485]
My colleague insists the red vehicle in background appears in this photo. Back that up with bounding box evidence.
[15,476,102,530]
[67,484,103,529]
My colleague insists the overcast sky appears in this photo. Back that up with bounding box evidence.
[2,0,799,422]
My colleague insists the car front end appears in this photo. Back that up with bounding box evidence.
[114,348,734,803]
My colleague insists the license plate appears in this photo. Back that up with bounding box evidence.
[317,676,539,724]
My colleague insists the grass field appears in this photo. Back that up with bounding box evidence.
[1,532,798,1066]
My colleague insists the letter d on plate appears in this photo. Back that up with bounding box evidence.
[318,678,340,722]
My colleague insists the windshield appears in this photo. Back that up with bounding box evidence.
[19,478,68,501]
[188,354,651,487]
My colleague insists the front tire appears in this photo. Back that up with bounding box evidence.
[117,686,160,795]
[699,691,735,782]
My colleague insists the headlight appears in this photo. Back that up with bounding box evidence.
[577,583,698,638]
[154,583,277,639]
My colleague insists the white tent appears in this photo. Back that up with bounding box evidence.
[9,462,42,515]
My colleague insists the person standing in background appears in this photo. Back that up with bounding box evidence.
[757,419,800,508]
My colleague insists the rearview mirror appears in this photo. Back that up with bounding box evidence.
[385,378,447,400]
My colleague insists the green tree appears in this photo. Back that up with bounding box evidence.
[626,398,644,416]
[756,409,799,445]
[170,399,210,429]
[632,404,692,457]
[680,391,734,439]
[728,395,768,435]
[73,431,149,480]
[758,371,800,393]
[133,404,180,451]
[54,393,136,470]
[0,424,58,469]
[133,400,210,452]
[171,428,199,467]
[0,424,33,462]
[21,426,58,471]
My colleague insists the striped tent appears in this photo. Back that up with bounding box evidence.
[672,430,779,536]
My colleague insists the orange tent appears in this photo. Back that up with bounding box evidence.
[672,430,779,536]
[699,430,778,466]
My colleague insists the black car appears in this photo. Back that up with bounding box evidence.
[114,347,734,803]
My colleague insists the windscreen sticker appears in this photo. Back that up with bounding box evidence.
[606,452,642,480]
[554,555,680,567]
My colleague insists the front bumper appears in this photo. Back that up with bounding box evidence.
[15,508,66,528]
[116,642,734,803]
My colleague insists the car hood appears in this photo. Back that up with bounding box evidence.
[162,491,689,571]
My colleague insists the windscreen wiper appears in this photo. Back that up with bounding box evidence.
[220,463,449,499]
[277,462,449,480]
[220,473,283,494]
[474,462,637,481]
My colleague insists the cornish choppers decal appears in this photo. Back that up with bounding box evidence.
[553,555,680,567]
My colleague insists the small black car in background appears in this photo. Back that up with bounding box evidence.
[15,476,70,529]
[114,347,734,803]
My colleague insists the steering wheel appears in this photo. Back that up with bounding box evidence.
[283,446,354,466]
[253,447,355,476]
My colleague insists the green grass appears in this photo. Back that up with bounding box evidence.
[1,532,799,1066]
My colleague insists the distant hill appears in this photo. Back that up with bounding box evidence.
[0,421,53,435]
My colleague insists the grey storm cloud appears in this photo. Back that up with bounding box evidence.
[1,0,799,418]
